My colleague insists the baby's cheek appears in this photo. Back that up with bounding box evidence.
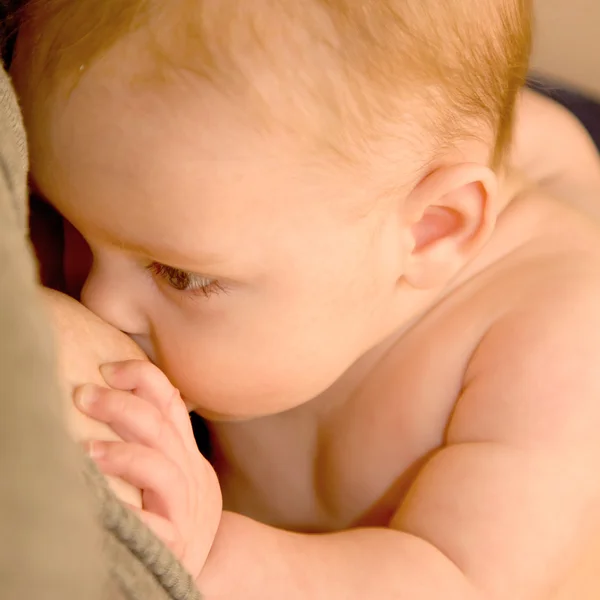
[156,344,257,414]
[162,338,324,417]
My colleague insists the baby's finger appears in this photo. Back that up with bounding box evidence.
[88,441,188,521]
[100,360,177,412]
[100,360,196,450]
[75,384,187,462]
[122,503,182,556]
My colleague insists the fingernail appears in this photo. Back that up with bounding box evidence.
[99,363,117,380]
[76,384,98,409]
[86,440,105,459]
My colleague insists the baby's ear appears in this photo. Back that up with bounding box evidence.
[402,163,498,289]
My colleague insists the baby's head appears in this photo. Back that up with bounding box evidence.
[13,0,531,419]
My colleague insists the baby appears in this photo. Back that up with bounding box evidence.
[12,0,600,598]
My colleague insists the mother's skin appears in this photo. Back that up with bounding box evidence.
[42,288,143,509]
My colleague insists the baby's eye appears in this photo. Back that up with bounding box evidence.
[147,262,224,297]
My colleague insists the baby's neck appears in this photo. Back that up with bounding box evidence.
[496,166,533,214]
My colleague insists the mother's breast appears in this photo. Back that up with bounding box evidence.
[42,288,146,508]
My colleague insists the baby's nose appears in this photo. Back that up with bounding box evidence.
[80,262,148,338]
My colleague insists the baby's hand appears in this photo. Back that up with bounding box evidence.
[74,360,222,578]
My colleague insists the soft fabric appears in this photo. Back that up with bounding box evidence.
[0,61,200,600]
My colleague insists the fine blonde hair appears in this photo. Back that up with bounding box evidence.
[16,0,532,168]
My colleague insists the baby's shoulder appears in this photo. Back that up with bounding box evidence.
[363,193,600,433]
[384,195,600,448]
[473,249,600,370]
[449,197,600,421]
[390,195,600,403]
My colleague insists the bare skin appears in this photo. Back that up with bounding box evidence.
[205,186,600,600]
[212,92,600,533]
[211,91,600,533]
[510,90,600,217]
[42,288,144,509]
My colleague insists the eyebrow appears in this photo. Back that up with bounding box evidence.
[125,239,233,268]
[116,234,244,275]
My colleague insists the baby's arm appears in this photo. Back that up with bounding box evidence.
[510,89,600,216]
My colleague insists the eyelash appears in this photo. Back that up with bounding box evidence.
[146,262,225,298]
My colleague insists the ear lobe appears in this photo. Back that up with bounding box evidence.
[403,163,498,289]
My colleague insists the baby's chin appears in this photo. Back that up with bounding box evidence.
[183,396,251,422]
[191,408,258,423]
[184,396,280,423]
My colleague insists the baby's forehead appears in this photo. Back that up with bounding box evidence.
[17,1,527,150]
[15,0,531,176]
[55,51,426,211]
[33,69,392,235]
